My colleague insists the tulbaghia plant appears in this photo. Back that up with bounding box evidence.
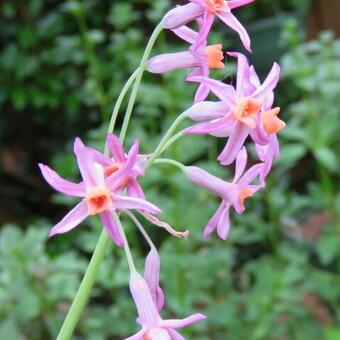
[40,1,286,339]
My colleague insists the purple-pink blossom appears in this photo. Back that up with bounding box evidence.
[147,25,225,102]
[184,147,263,239]
[126,270,206,340]
[185,52,285,165]
[162,0,255,51]
[39,137,160,247]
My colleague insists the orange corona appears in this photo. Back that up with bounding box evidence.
[234,97,262,128]
[206,0,225,14]
[85,186,113,215]
[206,44,225,69]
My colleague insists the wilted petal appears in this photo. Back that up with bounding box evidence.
[217,12,251,51]
[100,211,124,247]
[162,3,204,29]
[39,164,85,197]
[49,200,88,237]
[113,194,161,215]
[161,313,206,329]
[218,122,250,165]
[147,51,199,74]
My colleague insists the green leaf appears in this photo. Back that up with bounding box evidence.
[313,148,338,172]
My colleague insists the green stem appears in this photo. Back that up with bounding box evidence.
[159,130,184,155]
[105,68,140,153]
[153,158,186,172]
[125,211,156,251]
[113,212,136,273]
[119,22,164,142]
[56,230,110,340]
[57,24,164,340]
[146,112,187,168]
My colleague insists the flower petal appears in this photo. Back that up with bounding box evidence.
[238,163,263,187]
[106,133,125,162]
[217,12,251,51]
[106,139,139,189]
[147,51,199,74]
[167,329,185,340]
[189,76,237,107]
[172,25,198,44]
[124,328,146,340]
[216,205,231,240]
[233,146,247,183]
[184,101,228,122]
[228,0,256,10]
[218,122,250,165]
[49,200,88,237]
[185,166,231,198]
[39,163,85,197]
[127,179,145,200]
[203,202,225,239]
[73,138,100,188]
[88,147,112,167]
[144,248,164,312]
[227,52,251,96]
[252,62,281,101]
[162,3,204,29]
[99,211,124,247]
[113,194,161,215]
[161,313,206,329]
[129,271,161,328]
[185,115,233,135]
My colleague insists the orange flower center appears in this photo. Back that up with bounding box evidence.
[239,187,253,209]
[104,162,122,177]
[261,107,286,134]
[206,0,225,13]
[206,44,225,69]
[234,97,262,128]
[85,186,113,215]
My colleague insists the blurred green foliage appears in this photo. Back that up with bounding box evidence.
[0,0,339,339]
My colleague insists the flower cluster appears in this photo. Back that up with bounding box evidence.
[40,1,286,339]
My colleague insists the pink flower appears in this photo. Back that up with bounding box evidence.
[39,137,161,247]
[144,248,164,312]
[147,26,225,102]
[185,52,285,165]
[90,134,189,239]
[163,0,255,51]
[126,270,206,340]
[184,147,263,240]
